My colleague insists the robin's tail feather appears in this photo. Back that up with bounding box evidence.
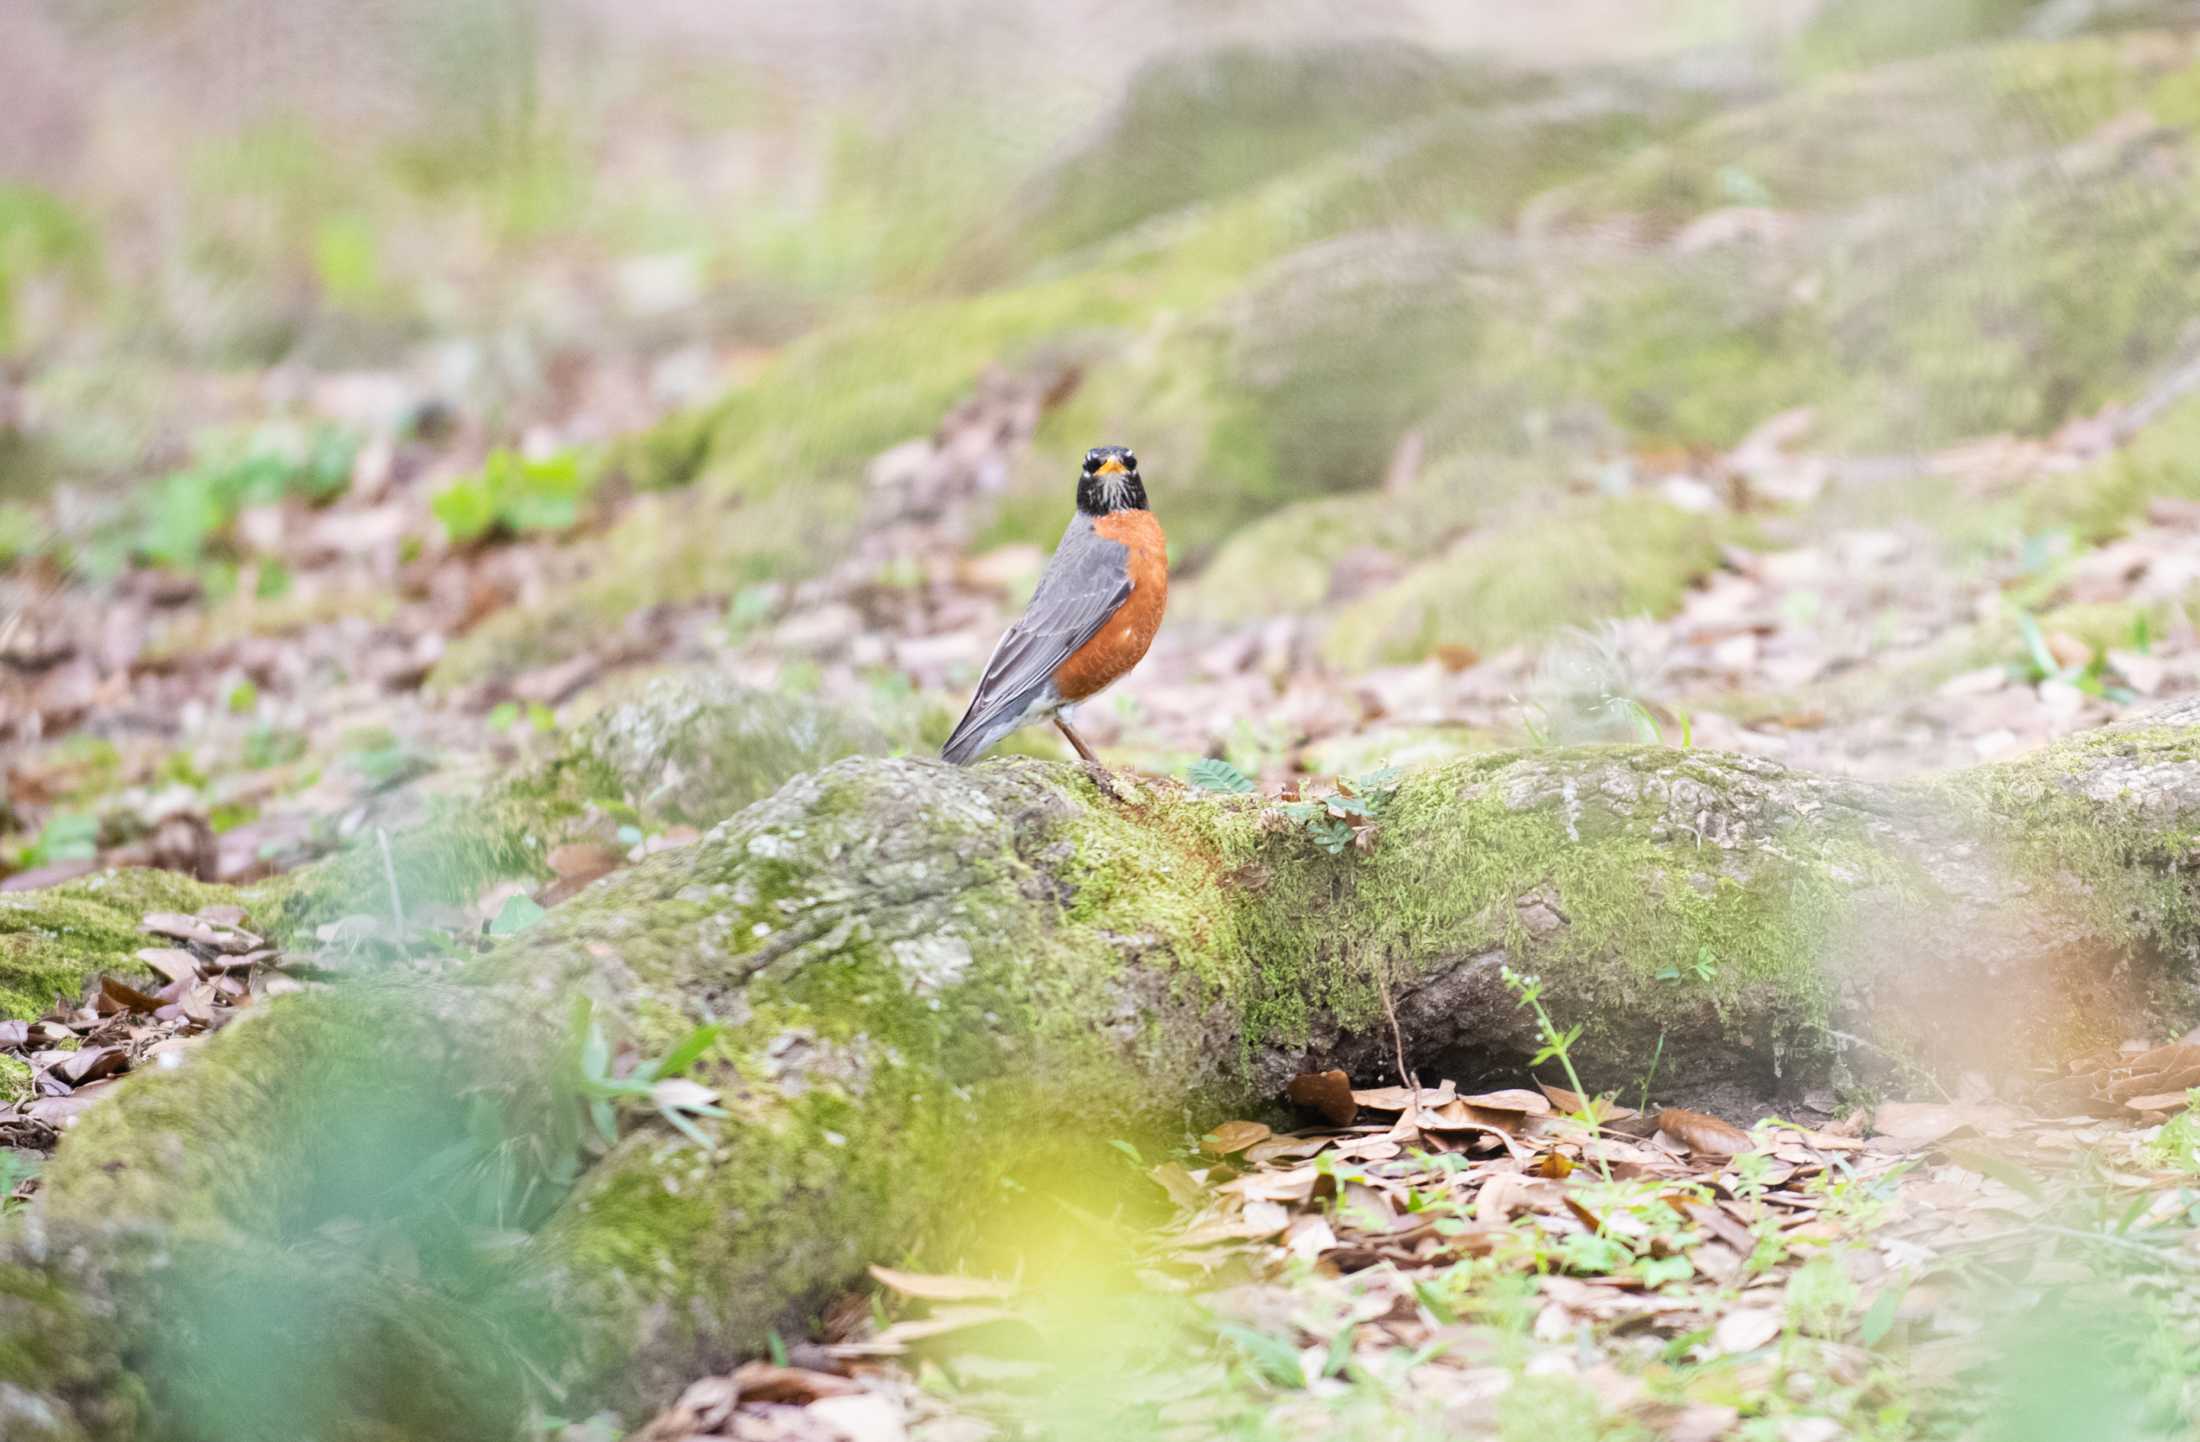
[939,707,999,765]
[941,689,1040,764]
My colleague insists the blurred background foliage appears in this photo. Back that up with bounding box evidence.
[6,0,2200,779]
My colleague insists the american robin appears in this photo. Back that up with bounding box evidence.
[941,445,1166,766]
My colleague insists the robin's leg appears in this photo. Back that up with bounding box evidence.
[1054,715,1125,801]
[1053,715,1100,765]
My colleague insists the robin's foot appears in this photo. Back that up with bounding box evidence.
[1055,718,1126,801]
[1082,759,1127,803]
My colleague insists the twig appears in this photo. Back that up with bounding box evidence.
[376,827,406,932]
[1379,974,1418,1094]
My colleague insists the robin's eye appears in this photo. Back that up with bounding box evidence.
[1124,453,1137,470]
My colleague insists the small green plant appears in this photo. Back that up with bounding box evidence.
[1635,1029,1666,1116]
[1278,767,1401,855]
[2013,611,2135,703]
[1186,757,1256,795]
[242,724,308,770]
[1655,945,1718,984]
[571,998,728,1150]
[13,811,98,870]
[0,502,45,569]
[488,894,548,936]
[1518,699,1551,748]
[1786,1250,1858,1338]
[431,447,595,543]
[1603,694,1662,743]
[723,584,778,641]
[131,425,358,571]
[1499,965,1611,1182]
[2144,1093,2200,1174]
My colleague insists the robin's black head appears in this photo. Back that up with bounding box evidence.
[1076,445,1147,516]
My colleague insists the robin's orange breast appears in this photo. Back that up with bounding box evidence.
[1053,508,1167,702]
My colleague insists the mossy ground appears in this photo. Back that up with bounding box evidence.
[1953,719,2200,966]
[0,868,240,1020]
[422,25,2200,692]
[1321,494,1731,669]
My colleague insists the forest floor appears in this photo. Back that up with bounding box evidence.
[6,333,2200,1440]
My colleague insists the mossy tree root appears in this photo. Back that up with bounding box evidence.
[12,702,2200,1438]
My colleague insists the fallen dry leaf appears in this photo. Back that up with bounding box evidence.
[806,1392,906,1442]
[1200,1119,1272,1156]
[1658,1107,1755,1158]
[867,1266,1017,1303]
[728,1361,862,1404]
[1711,1306,1784,1357]
[24,1083,116,1129]
[1457,1088,1552,1115]
[862,1306,1029,1349]
[135,948,199,986]
[55,1046,129,1087]
[1872,1101,2020,1144]
[98,975,163,1015]
[1351,1082,1453,1111]
[1285,1069,1357,1126]
[1542,1081,1638,1121]
[627,1374,740,1440]
[140,911,261,954]
[1149,1161,1207,1210]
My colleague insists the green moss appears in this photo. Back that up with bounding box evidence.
[1297,724,1503,776]
[0,869,240,1020]
[2029,390,2200,542]
[1953,722,2200,964]
[519,761,1195,1403]
[1321,495,1727,669]
[575,672,902,827]
[259,743,623,938]
[976,41,1523,271]
[1789,0,2111,75]
[1512,35,2200,452]
[1226,753,1881,1058]
[0,1254,120,1438]
[1180,452,1549,623]
[0,1054,31,1107]
[276,675,921,938]
[0,182,100,359]
[433,253,1246,690]
[24,721,2200,1424]
[1039,747,1876,1076]
[1570,39,2141,225]
[2037,596,2200,656]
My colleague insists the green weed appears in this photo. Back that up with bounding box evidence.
[570,997,729,1151]
[1278,768,1402,855]
[431,447,597,544]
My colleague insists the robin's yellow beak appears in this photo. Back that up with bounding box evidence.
[1093,457,1128,475]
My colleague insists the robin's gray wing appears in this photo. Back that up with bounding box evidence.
[941,515,1132,764]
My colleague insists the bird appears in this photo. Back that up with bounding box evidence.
[941,444,1166,767]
